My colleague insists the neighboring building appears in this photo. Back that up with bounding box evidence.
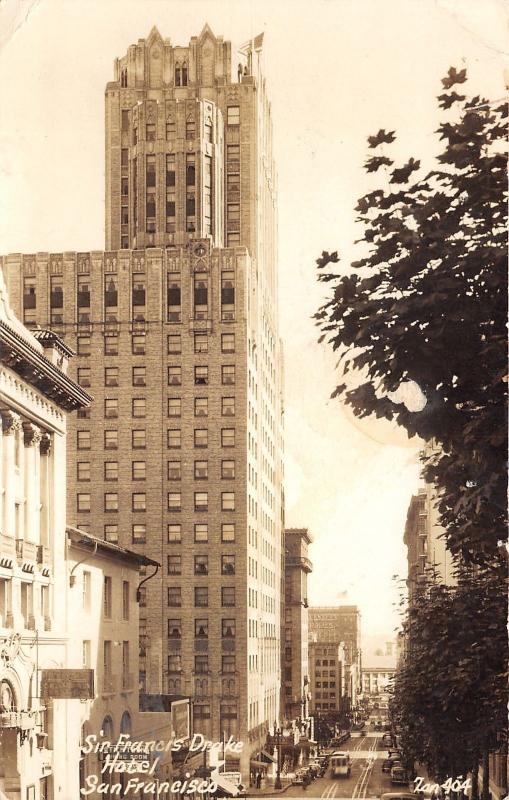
[65,526,180,796]
[308,641,346,715]
[3,25,283,781]
[0,268,92,799]
[282,528,312,722]
[308,606,361,706]
[361,666,396,696]
[404,485,455,606]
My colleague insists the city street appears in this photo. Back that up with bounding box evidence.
[277,734,400,799]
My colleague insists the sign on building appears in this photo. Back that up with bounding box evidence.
[40,669,94,699]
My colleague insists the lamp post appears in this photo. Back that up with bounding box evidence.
[273,724,282,790]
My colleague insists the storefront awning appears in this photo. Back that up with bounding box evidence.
[213,773,242,797]
[261,749,276,763]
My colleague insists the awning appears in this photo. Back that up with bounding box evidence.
[261,749,276,763]
[295,738,317,750]
[213,773,241,797]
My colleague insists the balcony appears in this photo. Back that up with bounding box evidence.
[286,555,313,574]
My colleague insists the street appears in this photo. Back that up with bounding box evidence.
[278,733,401,800]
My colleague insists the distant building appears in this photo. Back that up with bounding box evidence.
[308,606,362,706]
[0,268,91,799]
[361,666,396,696]
[282,528,312,722]
[308,642,346,715]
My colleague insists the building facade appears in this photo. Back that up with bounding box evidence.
[308,642,346,715]
[2,24,283,780]
[308,606,361,707]
[0,268,91,799]
[282,528,312,722]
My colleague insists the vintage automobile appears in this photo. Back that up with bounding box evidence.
[382,757,402,773]
[391,766,410,785]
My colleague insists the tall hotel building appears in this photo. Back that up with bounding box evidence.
[3,25,284,776]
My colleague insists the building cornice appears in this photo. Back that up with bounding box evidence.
[66,526,160,569]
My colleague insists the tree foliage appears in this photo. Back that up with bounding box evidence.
[389,567,507,782]
[315,69,507,566]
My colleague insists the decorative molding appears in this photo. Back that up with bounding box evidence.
[22,422,43,448]
[0,408,22,435]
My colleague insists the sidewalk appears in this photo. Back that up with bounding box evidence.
[247,780,294,796]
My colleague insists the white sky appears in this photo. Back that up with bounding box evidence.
[0,0,506,638]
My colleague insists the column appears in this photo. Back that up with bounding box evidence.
[0,409,22,538]
[39,433,52,551]
[22,422,43,546]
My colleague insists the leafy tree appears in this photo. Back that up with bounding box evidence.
[315,67,507,567]
[390,568,507,789]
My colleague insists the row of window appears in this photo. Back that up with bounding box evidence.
[83,394,237,419]
[90,521,236,545]
[77,427,237,450]
[167,655,236,675]
[167,554,235,576]
[77,459,235,482]
[168,617,237,638]
[75,325,235,357]
[168,586,236,607]
[77,490,237,513]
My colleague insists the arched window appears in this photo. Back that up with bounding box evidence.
[182,61,188,86]
[121,68,127,88]
[175,62,181,87]
[120,711,132,735]
[102,715,114,739]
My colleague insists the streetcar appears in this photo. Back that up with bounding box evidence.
[330,751,351,778]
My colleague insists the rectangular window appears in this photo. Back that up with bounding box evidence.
[104,275,118,307]
[105,398,118,418]
[221,554,235,575]
[194,492,208,512]
[77,493,91,513]
[222,460,235,479]
[186,119,195,140]
[168,398,181,417]
[194,428,208,448]
[168,618,182,638]
[77,336,91,356]
[186,153,196,186]
[194,397,208,417]
[105,367,118,387]
[166,124,176,142]
[132,492,146,512]
[194,555,208,575]
[133,366,146,386]
[105,493,118,512]
[194,523,208,543]
[104,335,118,356]
[167,461,181,480]
[77,430,91,450]
[77,462,91,481]
[227,106,240,126]
[82,640,91,668]
[222,587,235,607]
[146,123,156,141]
[132,523,147,544]
[194,333,208,353]
[168,587,182,607]
[78,367,91,387]
[195,366,208,385]
[104,524,118,543]
[222,618,236,637]
[104,461,118,481]
[121,148,128,167]
[194,587,208,607]
[132,398,146,418]
[132,335,146,355]
[222,655,236,673]
[222,397,235,416]
[168,366,182,386]
[222,492,235,511]
[194,460,208,479]
[103,577,112,617]
[222,365,235,385]
[167,429,181,449]
[77,275,91,308]
[167,334,181,354]
[222,523,235,542]
[195,618,208,637]
[167,524,182,543]
[168,654,182,672]
[167,555,182,575]
[168,492,181,512]
[222,333,235,353]
[122,581,129,620]
[132,429,146,449]
[132,461,146,481]
[221,428,235,447]
[105,430,118,450]
[195,655,208,674]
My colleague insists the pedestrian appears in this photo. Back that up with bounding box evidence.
[256,772,262,789]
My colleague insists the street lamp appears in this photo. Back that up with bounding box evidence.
[273,723,282,790]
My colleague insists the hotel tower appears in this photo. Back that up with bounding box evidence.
[3,25,284,777]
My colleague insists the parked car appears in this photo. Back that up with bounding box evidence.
[382,758,400,773]
[382,733,393,746]
[391,766,410,785]
[381,793,416,800]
